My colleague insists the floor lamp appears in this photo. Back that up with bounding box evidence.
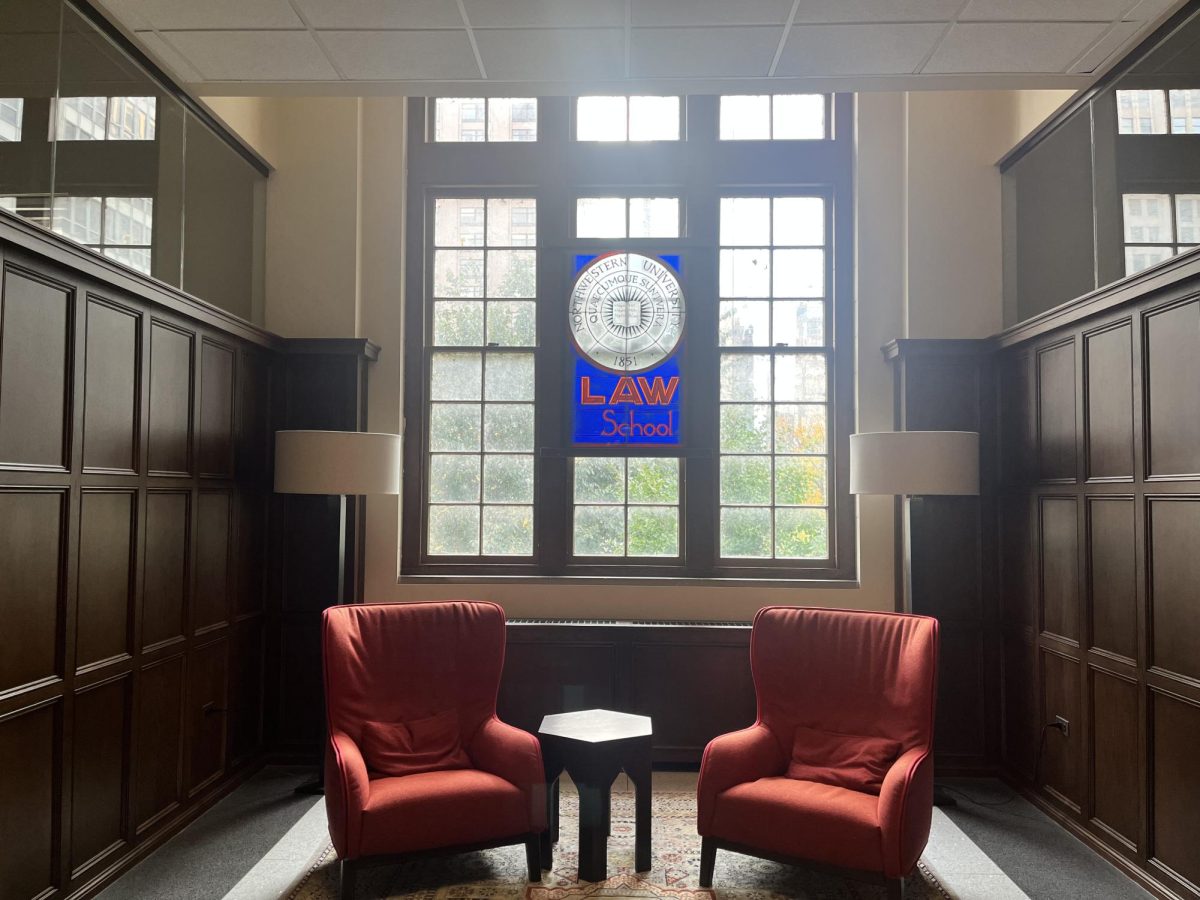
[849,430,980,807]
[274,429,402,794]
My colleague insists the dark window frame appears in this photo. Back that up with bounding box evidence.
[402,95,856,582]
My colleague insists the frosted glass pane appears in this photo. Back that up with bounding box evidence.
[483,455,534,503]
[487,249,536,298]
[429,454,480,502]
[435,198,485,247]
[720,507,771,558]
[629,197,679,238]
[721,456,771,505]
[482,505,534,555]
[434,249,484,297]
[720,248,771,297]
[486,301,536,346]
[720,404,772,452]
[575,457,624,503]
[773,301,824,347]
[773,249,824,297]
[429,403,480,451]
[720,197,770,246]
[775,404,827,454]
[574,505,624,555]
[487,198,536,246]
[435,98,485,142]
[483,404,534,451]
[577,197,626,238]
[773,197,824,246]
[776,507,828,558]
[488,98,537,142]
[484,353,534,401]
[719,301,770,347]
[428,505,479,554]
[775,456,826,505]
[774,354,827,402]
[433,300,484,346]
[627,506,678,556]
[628,457,678,504]
[720,95,770,140]
[430,352,482,400]
[720,353,772,401]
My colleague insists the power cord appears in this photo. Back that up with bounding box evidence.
[937,721,1066,811]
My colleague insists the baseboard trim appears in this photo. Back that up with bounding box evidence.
[998,769,1192,900]
[64,755,267,900]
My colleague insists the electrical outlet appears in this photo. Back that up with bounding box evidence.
[1054,715,1070,737]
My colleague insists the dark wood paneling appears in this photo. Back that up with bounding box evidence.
[1000,493,1036,626]
[186,639,227,794]
[198,341,234,478]
[1040,497,1079,643]
[1152,692,1200,887]
[0,490,64,694]
[1084,322,1134,479]
[1147,498,1200,682]
[70,676,129,876]
[498,641,618,738]
[234,491,267,617]
[227,620,263,767]
[1090,669,1139,847]
[193,491,231,633]
[133,655,184,832]
[1002,629,1038,779]
[1087,498,1137,661]
[147,321,193,475]
[1041,649,1082,808]
[1037,341,1076,482]
[82,297,139,472]
[1144,300,1200,478]
[76,490,135,670]
[0,266,71,469]
[142,492,189,651]
[0,703,58,900]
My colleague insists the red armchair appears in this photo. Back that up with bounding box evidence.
[697,606,939,899]
[322,601,546,897]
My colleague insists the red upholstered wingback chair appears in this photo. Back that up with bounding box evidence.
[697,607,939,899]
[323,601,546,897]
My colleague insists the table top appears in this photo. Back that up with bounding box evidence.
[538,708,653,743]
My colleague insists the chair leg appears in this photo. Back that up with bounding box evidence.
[339,859,358,899]
[525,834,543,881]
[885,876,905,900]
[699,837,716,888]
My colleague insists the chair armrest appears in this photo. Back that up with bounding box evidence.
[697,724,786,835]
[325,730,370,859]
[468,717,547,831]
[878,746,934,878]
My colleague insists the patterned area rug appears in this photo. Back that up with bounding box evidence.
[288,786,952,900]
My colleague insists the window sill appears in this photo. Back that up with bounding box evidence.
[398,572,860,589]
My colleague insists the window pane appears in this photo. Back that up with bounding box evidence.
[435,198,485,247]
[721,456,772,504]
[720,95,770,140]
[575,457,624,503]
[484,403,534,451]
[577,96,627,141]
[1175,195,1200,244]
[103,246,151,274]
[775,404,827,453]
[0,98,23,141]
[430,352,482,400]
[487,198,536,246]
[574,505,624,555]
[487,249,536,298]
[51,196,102,244]
[1115,90,1168,134]
[1169,90,1200,134]
[720,404,772,452]
[720,248,771,297]
[435,98,485,142]
[627,506,678,556]
[429,454,480,502]
[488,98,537,142]
[482,505,534,555]
[483,455,534,503]
[56,96,107,140]
[628,457,679,504]
[773,301,824,347]
[720,198,770,246]
[629,197,679,238]
[1122,193,1172,243]
[1124,245,1172,275]
[719,301,770,347]
[486,301,536,346]
[434,249,484,297]
[775,354,827,402]
[775,507,828,558]
[433,300,484,346]
[485,353,535,401]
[428,505,480,554]
[773,94,825,139]
[629,96,679,141]
[107,96,156,140]
[104,196,153,244]
[773,197,824,245]
[775,456,826,505]
[720,507,771,558]
[773,249,824,297]
[720,353,772,401]
[430,403,481,451]
[577,197,626,239]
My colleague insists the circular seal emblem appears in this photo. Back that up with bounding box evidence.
[569,252,685,373]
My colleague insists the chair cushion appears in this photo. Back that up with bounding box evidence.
[359,768,531,857]
[358,710,471,778]
[786,725,901,794]
[709,776,883,873]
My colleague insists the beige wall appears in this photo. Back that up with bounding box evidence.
[202,89,1068,620]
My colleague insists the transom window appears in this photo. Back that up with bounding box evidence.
[1122,192,1200,274]
[435,98,538,142]
[719,95,827,140]
[403,95,855,580]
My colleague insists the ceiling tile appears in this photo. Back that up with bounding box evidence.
[1071,20,1142,71]
[789,1,963,23]
[162,30,339,80]
[319,30,479,80]
[776,23,945,76]
[133,30,204,82]
[630,26,781,77]
[98,0,303,30]
[959,0,1133,21]
[632,0,794,27]
[466,0,625,28]
[292,0,462,29]
[925,21,1110,73]
[474,28,626,81]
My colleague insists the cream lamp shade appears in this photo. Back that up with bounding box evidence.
[850,431,979,496]
[274,430,401,495]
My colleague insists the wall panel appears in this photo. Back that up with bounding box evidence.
[1152,692,1200,888]
[76,490,135,670]
[1147,498,1200,683]
[70,676,129,876]
[1087,497,1136,661]
[194,491,231,633]
[147,322,193,476]
[133,654,184,832]
[1036,340,1076,482]
[198,341,235,478]
[1040,497,1079,643]
[0,702,58,900]
[1090,669,1138,847]
[82,298,139,473]
[1144,300,1200,478]
[142,492,190,651]
[1083,322,1133,480]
